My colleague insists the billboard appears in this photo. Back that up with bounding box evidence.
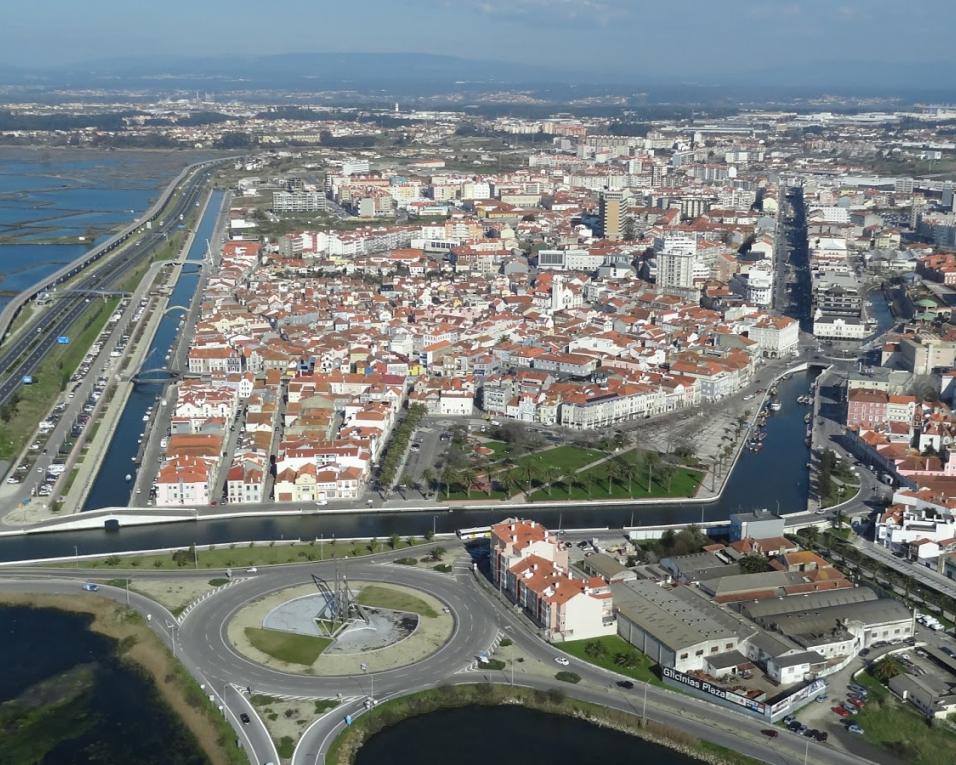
[662,666,767,716]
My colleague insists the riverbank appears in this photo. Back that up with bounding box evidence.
[0,592,247,765]
[326,684,763,765]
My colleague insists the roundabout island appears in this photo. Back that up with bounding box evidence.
[225,577,455,675]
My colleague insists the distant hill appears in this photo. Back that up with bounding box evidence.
[13,52,583,89]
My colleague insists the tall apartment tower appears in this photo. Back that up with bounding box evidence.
[599,188,624,240]
[656,232,698,295]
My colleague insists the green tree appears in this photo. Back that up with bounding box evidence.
[739,554,771,574]
[873,656,904,683]
[420,467,435,496]
[388,532,400,550]
[645,451,661,491]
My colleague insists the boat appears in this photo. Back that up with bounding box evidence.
[142,415,149,421]
[804,413,812,423]
[124,474,132,481]
[770,401,782,412]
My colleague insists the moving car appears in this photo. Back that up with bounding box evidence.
[81,583,99,592]
[554,656,570,666]
[239,713,250,724]
[616,680,634,690]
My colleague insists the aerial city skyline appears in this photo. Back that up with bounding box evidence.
[1,3,956,765]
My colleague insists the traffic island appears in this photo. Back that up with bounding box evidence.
[226,580,453,675]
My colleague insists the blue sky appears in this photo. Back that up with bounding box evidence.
[3,0,955,78]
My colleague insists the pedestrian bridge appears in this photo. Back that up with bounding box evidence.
[129,365,202,384]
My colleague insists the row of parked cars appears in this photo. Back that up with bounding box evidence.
[831,681,868,735]
[779,716,829,742]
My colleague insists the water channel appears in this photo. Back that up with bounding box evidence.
[0,368,816,562]
[81,189,225,511]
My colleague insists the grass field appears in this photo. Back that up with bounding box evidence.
[513,445,603,474]
[356,585,437,618]
[67,537,429,570]
[245,627,331,666]
[529,449,701,501]
[480,439,510,458]
[559,635,662,685]
[0,297,119,461]
[852,672,956,765]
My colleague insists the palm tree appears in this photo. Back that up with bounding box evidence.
[438,466,451,498]
[388,532,400,550]
[606,459,624,496]
[420,467,435,497]
[524,462,540,495]
[460,467,476,498]
[645,451,661,492]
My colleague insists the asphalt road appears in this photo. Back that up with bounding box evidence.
[0,550,877,765]
[0,168,215,411]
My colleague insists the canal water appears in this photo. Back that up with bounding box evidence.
[81,190,225,511]
[0,368,816,562]
[0,605,206,764]
[353,705,702,765]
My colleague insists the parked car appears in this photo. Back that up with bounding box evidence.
[847,724,864,735]
[832,706,850,718]
[815,731,829,742]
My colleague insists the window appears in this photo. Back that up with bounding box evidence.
[711,646,719,653]
[695,650,704,657]
[679,653,688,660]
[725,643,734,650]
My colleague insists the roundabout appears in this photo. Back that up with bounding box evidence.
[175,559,495,699]
[224,578,455,675]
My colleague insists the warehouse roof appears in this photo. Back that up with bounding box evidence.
[612,580,751,651]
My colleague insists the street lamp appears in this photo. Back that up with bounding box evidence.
[361,663,374,702]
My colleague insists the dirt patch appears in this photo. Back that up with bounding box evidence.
[0,592,237,765]
[131,577,225,613]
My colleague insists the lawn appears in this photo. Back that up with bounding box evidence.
[513,445,603,474]
[480,439,511,458]
[559,635,662,685]
[853,671,956,765]
[0,297,119,461]
[64,538,430,569]
[356,585,437,618]
[244,627,331,665]
[529,450,701,502]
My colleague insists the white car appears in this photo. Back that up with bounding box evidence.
[554,656,570,666]
[246,567,258,574]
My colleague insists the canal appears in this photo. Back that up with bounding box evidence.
[81,190,225,511]
[0,368,816,562]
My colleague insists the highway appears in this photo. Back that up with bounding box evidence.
[0,551,875,765]
[0,163,222,411]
